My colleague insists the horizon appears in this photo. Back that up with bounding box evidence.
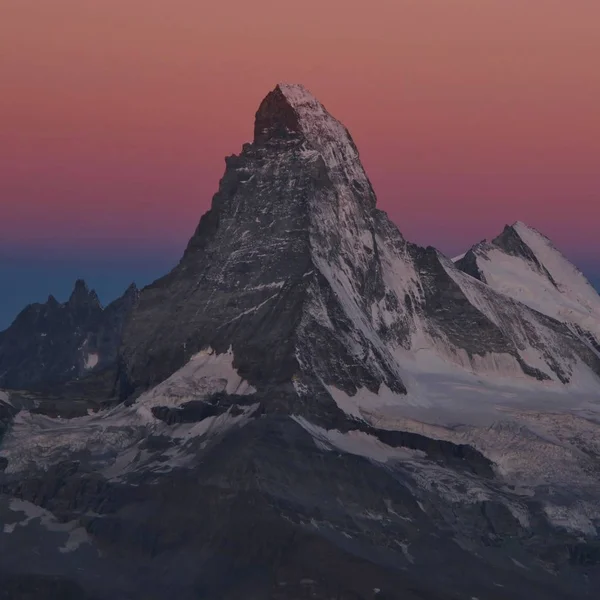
[1,211,599,331]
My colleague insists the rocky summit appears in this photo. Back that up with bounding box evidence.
[1,84,600,600]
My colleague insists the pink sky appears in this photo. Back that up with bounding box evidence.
[1,0,599,263]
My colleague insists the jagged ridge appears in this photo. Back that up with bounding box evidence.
[0,280,138,390]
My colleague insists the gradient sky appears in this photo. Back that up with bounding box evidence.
[1,1,599,328]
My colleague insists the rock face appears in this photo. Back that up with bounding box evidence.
[1,84,600,600]
[0,281,138,390]
[120,83,407,405]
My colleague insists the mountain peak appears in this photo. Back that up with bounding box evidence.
[276,82,318,106]
[254,83,363,183]
[253,84,304,144]
[456,219,600,350]
[510,221,542,238]
[72,278,89,293]
[68,279,101,309]
[46,294,59,307]
[492,222,564,274]
[509,220,557,243]
[123,282,138,297]
[254,82,342,145]
[491,223,539,262]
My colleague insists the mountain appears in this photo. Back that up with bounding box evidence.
[455,221,600,353]
[1,84,600,600]
[120,84,599,397]
[0,280,138,391]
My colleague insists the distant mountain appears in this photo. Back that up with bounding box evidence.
[1,84,600,600]
[455,221,600,354]
[0,279,138,390]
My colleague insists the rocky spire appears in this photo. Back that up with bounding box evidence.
[253,84,303,144]
[67,279,101,309]
[46,294,60,308]
[253,84,369,197]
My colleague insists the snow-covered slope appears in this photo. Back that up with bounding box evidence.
[455,221,600,353]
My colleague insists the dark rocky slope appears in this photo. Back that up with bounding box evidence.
[1,412,599,600]
[0,281,138,391]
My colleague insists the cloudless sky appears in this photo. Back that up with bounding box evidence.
[1,1,599,328]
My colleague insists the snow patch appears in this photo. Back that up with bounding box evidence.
[84,353,99,369]
[543,503,597,536]
[4,498,92,553]
[293,416,422,464]
[102,404,260,479]
[169,403,258,442]
[326,383,409,420]
[136,346,256,410]
[0,409,143,475]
